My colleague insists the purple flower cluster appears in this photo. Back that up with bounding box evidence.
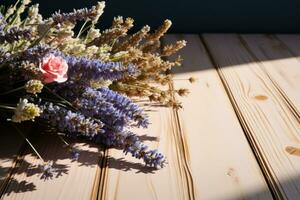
[98,88,149,128]
[40,98,165,168]
[21,45,138,83]
[0,27,32,44]
[56,84,149,130]
[51,6,99,25]
[40,102,103,137]
[95,129,165,168]
[59,54,138,83]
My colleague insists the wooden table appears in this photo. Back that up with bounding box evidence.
[1,34,300,200]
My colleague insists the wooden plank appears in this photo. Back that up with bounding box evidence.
[202,34,300,200]
[1,132,103,199]
[0,123,31,195]
[276,35,300,57]
[240,34,300,118]
[99,34,272,200]
[165,34,272,200]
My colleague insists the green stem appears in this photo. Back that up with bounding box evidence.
[0,105,15,110]
[58,135,70,146]
[12,124,45,163]
[77,20,89,38]
[0,86,24,95]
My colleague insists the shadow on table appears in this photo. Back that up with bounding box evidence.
[166,34,300,74]
[0,126,160,196]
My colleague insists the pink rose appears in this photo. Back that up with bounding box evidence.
[39,54,68,83]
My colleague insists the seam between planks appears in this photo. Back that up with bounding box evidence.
[199,34,280,200]
[168,81,197,200]
[90,149,108,200]
[92,149,109,200]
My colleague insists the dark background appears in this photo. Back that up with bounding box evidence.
[2,0,300,33]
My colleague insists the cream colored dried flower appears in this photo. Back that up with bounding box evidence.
[5,7,15,19]
[12,99,41,123]
[28,4,39,17]
[93,1,106,23]
[86,28,101,41]
[23,0,32,5]
[86,45,99,55]
[68,43,86,55]
[25,79,44,94]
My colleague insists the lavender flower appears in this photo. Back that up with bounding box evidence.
[98,88,149,128]
[95,129,166,168]
[21,45,138,83]
[41,161,54,180]
[51,4,101,25]
[60,55,137,83]
[0,27,32,44]
[99,88,149,128]
[40,102,103,137]
[56,85,148,129]
[70,148,80,161]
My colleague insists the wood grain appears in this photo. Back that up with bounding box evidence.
[240,34,300,119]
[202,34,300,200]
[164,34,272,200]
[1,132,103,200]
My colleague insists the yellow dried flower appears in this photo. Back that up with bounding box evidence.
[188,77,197,83]
[144,19,172,42]
[25,79,44,94]
[177,88,189,96]
[114,25,150,52]
[12,99,41,123]
[162,40,187,56]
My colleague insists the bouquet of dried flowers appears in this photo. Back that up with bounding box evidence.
[0,0,189,178]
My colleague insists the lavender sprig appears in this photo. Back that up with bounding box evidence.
[98,88,149,128]
[56,84,148,129]
[0,26,32,44]
[61,55,138,83]
[40,102,104,137]
[95,129,165,168]
[51,5,99,25]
